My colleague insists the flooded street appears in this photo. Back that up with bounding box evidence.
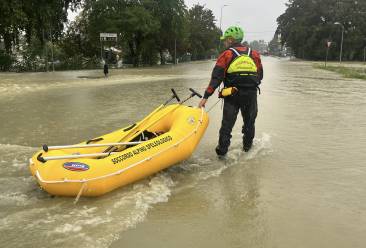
[1,58,366,248]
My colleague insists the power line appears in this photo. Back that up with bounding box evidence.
[246,30,276,33]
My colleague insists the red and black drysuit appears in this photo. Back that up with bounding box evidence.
[203,43,263,155]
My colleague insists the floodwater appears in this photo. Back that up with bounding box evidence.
[1,58,366,248]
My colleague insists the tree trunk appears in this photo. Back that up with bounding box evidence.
[160,50,165,65]
[4,32,12,54]
[134,35,142,67]
[128,40,137,67]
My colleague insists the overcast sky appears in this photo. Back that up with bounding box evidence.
[185,0,288,42]
[68,0,288,42]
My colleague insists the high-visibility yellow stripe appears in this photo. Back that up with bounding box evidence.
[227,55,257,74]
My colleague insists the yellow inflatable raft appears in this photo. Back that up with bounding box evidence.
[29,101,209,197]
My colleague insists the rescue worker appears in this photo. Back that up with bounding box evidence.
[198,26,263,156]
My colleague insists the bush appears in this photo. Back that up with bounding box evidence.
[0,50,14,71]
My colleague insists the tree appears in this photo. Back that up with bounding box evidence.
[154,0,187,64]
[0,0,81,71]
[268,33,282,56]
[277,0,366,61]
[0,0,81,53]
[1,0,223,70]
[186,4,221,60]
[82,0,160,66]
[249,40,268,54]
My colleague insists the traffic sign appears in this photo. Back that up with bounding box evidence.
[100,33,117,41]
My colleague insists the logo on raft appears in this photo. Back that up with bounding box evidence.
[63,162,90,172]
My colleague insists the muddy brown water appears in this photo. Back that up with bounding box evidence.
[0,58,365,248]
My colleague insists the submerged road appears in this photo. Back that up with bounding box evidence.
[0,58,365,248]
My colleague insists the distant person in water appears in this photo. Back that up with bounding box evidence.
[104,63,109,77]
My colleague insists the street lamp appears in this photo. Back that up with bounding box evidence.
[219,5,229,32]
[218,4,229,52]
[334,22,344,63]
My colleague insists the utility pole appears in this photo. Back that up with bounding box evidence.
[173,17,178,65]
[43,29,48,72]
[100,38,103,64]
[334,22,344,63]
[50,28,55,72]
[174,38,177,65]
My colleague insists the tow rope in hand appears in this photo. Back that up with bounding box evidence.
[207,98,222,113]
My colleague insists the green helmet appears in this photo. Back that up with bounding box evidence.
[220,26,244,42]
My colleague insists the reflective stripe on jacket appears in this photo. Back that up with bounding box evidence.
[203,44,263,99]
[225,47,259,89]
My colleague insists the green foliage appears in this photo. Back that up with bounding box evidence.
[0,0,220,70]
[65,0,219,67]
[0,0,81,49]
[277,0,366,61]
[0,0,81,70]
[268,34,282,56]
[154,0,188,64]
[80,0,184,66]
[187,4,221,60]
[17,36,44,71]
[0,50,13,71]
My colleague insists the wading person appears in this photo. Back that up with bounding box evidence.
[104,63,109,77]
[198,26,263,156]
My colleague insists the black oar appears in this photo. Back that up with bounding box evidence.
[36,89,200,163]
[106,88,202,153]
[102,88,181,153]
[37,89,181,163]
[165,88,180,104]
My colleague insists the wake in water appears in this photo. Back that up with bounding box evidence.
[0,143,37,175]
[0,144,43,210]
[0,133,272,248]
[175,133,272,182]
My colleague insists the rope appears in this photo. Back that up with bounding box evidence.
[207,98,222,113]
[74,182,87,204]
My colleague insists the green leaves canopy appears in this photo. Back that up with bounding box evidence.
[277,0,366,60]
[66,0,220,66]
[0,0,81,52]
[1,0,221,69]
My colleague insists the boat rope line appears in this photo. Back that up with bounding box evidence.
[74,182,87,204]
[207,98,222,113]
[35,108,206,184]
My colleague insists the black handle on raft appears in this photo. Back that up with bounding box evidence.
[171,88,181,102]
[189,88,202,98]
[42,144,49,152]
[123,123,136,132]
[86,137,104,144]
[37,153,46,163]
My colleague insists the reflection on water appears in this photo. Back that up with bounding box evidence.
[1,58,366,248]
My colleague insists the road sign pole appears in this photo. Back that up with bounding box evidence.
[99,33,118,65]
[100,38,103,63]
[325,41,332,68]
